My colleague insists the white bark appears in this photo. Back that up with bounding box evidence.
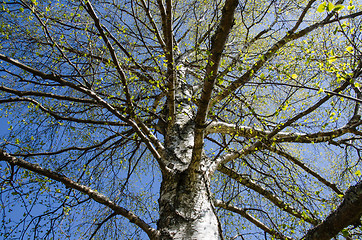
[157,76,221,239]
[158,172,219,239]
[206,121,352,143]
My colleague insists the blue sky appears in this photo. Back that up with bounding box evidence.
[0,116,9,136]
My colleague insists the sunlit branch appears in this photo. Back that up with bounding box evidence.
[246,81,362,104]
[262,60,362,140]
[218,165,319,225]
[324,10,362,25]
[84,1,168,172]
[209,80,351,172]
[20,0,88,88]
[84,1,133,110]
[348,79,362,125]
[101,26,157,84]
[165,0,175,130]
[218,20,278,80]
[88,212,117,240]
[155,0,175,128]
[267,146,343,195]
[289,0,317,33]
[0,150,161,240]
[206,121,355,144]
[0,53,58,79]
[139,0,166,51]
[214,199,295,240]
[33,40,164,91]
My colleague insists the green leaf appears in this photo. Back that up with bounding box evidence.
[317,88,324,94]
[291,74,298,79]
[317,2,327,12]
[333,4,345,11]
[327,56,337,63]
[355,170,361,176]
[342,229,349,237]
[327,2,334,12]
[346,46,353,53]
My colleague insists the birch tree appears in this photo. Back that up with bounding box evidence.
[1,0,362,239]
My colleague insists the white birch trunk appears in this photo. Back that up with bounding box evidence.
[157,80,220,239]
[158,171,220,239]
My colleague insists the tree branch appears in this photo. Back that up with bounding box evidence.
[206,121,355,144]
[163,0,176,129]
[0,85,96,104]
[140,0,166,51]
[0,53,167,173]
[191,0,239,172]
[218,165,319,225]
[209,5,352,107]
[267,146,343,195]
[84,1,133,110]
[209,80,351,172]
[14,133,122,157]
[214,199,295,240]
[0,97,126,126]
[0,150,161,240]
[303,180,362,240]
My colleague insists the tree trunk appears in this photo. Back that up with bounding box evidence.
[157,79,220,239]
[158,170,220,239]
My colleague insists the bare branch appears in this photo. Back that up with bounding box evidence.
[0,53,167,173]
[0,97,126,126]
[267,146,343,195]
[15,133,122,157]
[0,150,161,240]
[214,199,295,240]
[218,165,319,225]
[210,80,351,171]
[139,0,166,51]
[0,85,96,104]
[83,1,133,109]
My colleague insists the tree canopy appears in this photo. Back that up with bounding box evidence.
[1,0,362,239]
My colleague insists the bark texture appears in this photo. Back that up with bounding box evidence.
[157,80,220,239]
[158,171,219,239]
